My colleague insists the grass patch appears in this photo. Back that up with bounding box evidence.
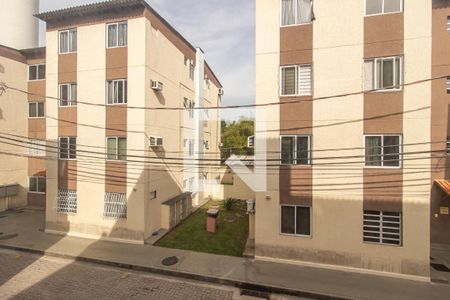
[156,200,249,257]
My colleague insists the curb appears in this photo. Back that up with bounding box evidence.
[0,243,351,300]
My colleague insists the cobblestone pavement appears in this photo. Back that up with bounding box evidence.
[0,249,236,300]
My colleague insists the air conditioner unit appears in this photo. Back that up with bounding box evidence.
[218,88,224,96]
[149,136,163,147]
[151,80,163,91]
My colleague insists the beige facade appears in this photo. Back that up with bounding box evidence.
[0,0,222,243]
[0,47,28,211]
[254,0,447,279]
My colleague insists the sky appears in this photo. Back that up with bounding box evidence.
[38,0,255,121]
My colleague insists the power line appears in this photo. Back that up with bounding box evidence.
[0,136,447,169]
[0,130,447,161]
[1,74,448,111]
[0,150,439,194]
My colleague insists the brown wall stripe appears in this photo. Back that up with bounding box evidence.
[105,44,127,194]
[363,13,404,212]
[58,51,78,190]
[279,24,313,207]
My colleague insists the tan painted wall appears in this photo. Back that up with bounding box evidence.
[254,0,281,256]
[222,168,255,201]
[0,56,28,211]
[400,0,432,275]
[45,30,59,223]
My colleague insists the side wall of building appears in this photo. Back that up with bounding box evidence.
[0,51,28,211]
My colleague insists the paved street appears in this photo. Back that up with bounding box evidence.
[0,248,238,300]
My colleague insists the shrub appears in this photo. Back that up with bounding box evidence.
[222,198,236,211]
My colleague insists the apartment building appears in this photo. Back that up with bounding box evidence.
[0,0,222,243]
[255,0,449,279]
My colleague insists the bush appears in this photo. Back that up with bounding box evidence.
[222,198,237,211]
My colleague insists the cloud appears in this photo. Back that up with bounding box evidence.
[39,0,255,121]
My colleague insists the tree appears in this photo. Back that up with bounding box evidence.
[221,117,254,162]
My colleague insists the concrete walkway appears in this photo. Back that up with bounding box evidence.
[1,209,450,300]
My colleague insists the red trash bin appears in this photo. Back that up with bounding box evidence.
[206,208,219,233]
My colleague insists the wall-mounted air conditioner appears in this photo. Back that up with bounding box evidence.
[149,136,163,147]
[151,80,163,91]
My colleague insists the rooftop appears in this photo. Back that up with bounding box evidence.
[34,0,222,88]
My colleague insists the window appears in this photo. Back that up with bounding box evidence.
[363,210,401,246]
[149,191,157,200]
[189,63,195,80]
[29,139,46,157]
[57,189,77,213]
[365,135,401,167]
[184,98,195,119]
[447,17,450,33]
[28,102,44,118]
[59,84,77,107]
[28,64,45,81]
[104,192,127,219]
[364,57,402,91]
[365,0,403,16]
[280,205,311,236]
[107,22,128,48]
[106,137,127,161]
[107,79,127,104]
[447,77,450,94]
[59,137,77,160]
[29,176,46,193]
[281,0,313,26]
[280,65,312,96]
[59,29,77,54]
[189,140,195,156]
[281,135,311,165]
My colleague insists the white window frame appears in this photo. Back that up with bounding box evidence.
[280,205,312,238]
[364,134,403,169]
[280,0,313,27]
[363,210,402,246]
[59,83,77,107]
[59,137,77,160]
[280,64,312,97]
[29,139,46,157]
[28,102,45,119]
[59,29,77,54]
[106,137,127,161]
[106,79,128,105]
[28,64,45,81]
[280,135,312,166]
[106,22,128,49]
[364,0,404,17]
[364,56,403,92]
[28,176,46,194]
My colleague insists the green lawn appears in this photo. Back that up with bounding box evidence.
[156,200,249,257]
